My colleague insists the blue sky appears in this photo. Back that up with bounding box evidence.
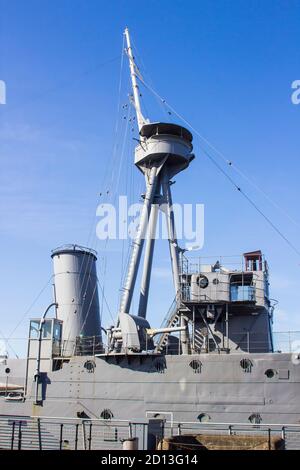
[0,0,300,355]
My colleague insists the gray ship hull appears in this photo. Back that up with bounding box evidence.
[1,352,299,425]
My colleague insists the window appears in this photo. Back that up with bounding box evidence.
[29,320,40,339]
[230,274,254,302]
[197,275,209,289]
[42,321,52,339]
[29,320,52,339]
[53,322,62,341]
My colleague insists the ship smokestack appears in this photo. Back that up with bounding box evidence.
[51,244,101,356]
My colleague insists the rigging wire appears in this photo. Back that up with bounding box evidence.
[5,52,124,346]
[137,77,300,260]
[0,329,19,358]
[73,44,134,335]
[63,38,129,341]
[8,275,54,340]
[131,38,170,121]
[201,147,300,258]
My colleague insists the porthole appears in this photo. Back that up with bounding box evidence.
[5,367,10,374]
[189,359,202,374]
[84,360,96,373]
[248,413,262,424]
[197,275,209,289]
[100,409,113,420]
[77,411,89,419]
[265,369,276,378]
[240,358,253,373]
[212,278,219,285]
[197,413,211,423]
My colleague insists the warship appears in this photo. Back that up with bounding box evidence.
[0,28,300,450]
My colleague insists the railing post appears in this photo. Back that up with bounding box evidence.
[75,423,79,450]
[18,421,22,450]
[59,423,63,450]
[11,421,15,450]
[88,422,92,450]
[82,421,87,450]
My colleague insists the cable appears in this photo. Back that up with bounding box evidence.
[139,77,300,227]
[201,147,300,258]
[61,41,127,342]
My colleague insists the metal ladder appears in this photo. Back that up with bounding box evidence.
[193,328,207,353]
[155,310,180,353]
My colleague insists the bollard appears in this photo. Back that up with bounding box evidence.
[122,437,138,450]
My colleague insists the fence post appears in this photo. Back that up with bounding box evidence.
[18,421,22,450]
[75,423,79,450]
[268,428,271,450]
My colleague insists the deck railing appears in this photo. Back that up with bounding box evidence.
[0,416,300,450]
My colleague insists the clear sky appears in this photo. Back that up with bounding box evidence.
[0,0,299,355]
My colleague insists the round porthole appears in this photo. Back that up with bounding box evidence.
[265,369,276,378]
[240,358,253,372]
[212,278,219,285]
[197,275,209,289]
[248,413,262,424]
[189,359,202,373]
[100,409,113,420]
[197,413,211,423]
[5,367,10,374]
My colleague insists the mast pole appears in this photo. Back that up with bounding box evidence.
[120,166,159,315]
[124,27,145,131]
[162,172,181,299]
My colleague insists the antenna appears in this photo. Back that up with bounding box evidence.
[124,27,146,131]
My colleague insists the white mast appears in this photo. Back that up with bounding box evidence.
[114,29,194,354]
[124,27,145,131]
